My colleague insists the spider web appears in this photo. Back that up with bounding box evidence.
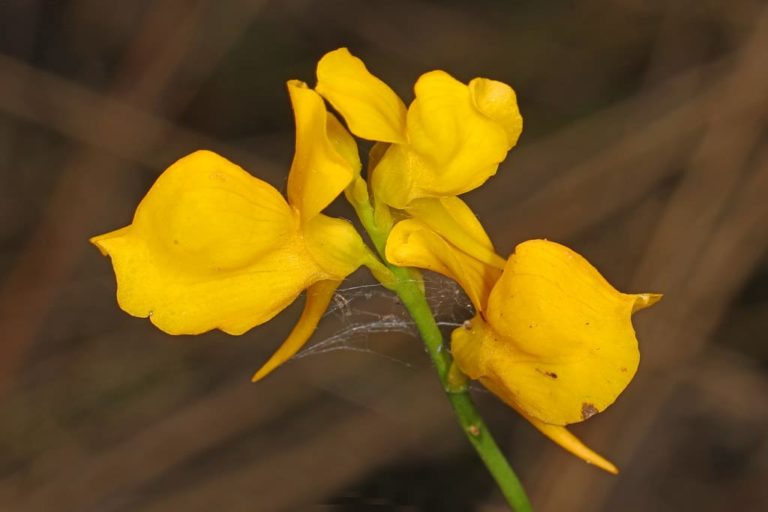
[294,273,475,368]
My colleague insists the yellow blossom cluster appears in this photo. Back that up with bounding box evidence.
[92,48,659,473]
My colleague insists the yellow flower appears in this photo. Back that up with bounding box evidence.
[92,81,378,381]
[315,48,522,210]
[314,48,520,269]
[387,222,661,473]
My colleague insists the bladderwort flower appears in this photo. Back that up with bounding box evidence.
[314,47,520,271]
[387,217,661,473]
[91,80,391,382]
[92,47,661,509]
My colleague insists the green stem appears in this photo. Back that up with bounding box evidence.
[351,190,533,512]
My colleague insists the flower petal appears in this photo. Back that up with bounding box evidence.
[633,292,663,312]
[287,80,360,220]
[252,279,341,382]
[453,320,619,473]
[405,197,506,270]
[473,370,618,473]
[524,415,619,474]
[369,143,413,208]
[469,78,523,148]
[91,150,325,335]
[454,239,659,425]
[386,219,500,312]
[303,213,371,278]
[373,70,518,207]
[316,48,407,144]
[326,106,361,171]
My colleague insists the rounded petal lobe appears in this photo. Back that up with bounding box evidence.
[469,78,523,148]
[380,70,511,204]
[287,80,359,220]
[456,239,658,425]
[134,150,297,270]
[252,280,341,382]
[303,213,370,279]
[91,150,326,335]
[316,48,407,143]
[386,219,500,312]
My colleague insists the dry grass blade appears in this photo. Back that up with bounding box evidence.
[0,54,266,170]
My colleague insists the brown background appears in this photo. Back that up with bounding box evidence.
[1,1,767,510]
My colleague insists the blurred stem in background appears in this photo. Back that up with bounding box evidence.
[349,181,533,512]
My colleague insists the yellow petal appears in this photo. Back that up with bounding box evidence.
[252,279,341,382]
[327,107,361,171]
[316,48,407,143]
[453,325,619,473]
[91,150,326,335]
[287,80,360,220]
[302,213,370,279]
[368,141,389,173]
[369,143,414,208]
[386,219,500,312]
[469,78,523,148]
[633,292,663,312]
[405,197,506,270]
[525,416,619,474]
[454,239,659,425]
[372,70,517,208]
[344,175,370,212]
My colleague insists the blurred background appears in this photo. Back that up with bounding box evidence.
[1,0,767,510]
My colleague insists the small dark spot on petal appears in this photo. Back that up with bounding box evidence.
[620,367,628,372]
[585,321,590,326]
[536,368,558,379]
[581,403,598,420]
